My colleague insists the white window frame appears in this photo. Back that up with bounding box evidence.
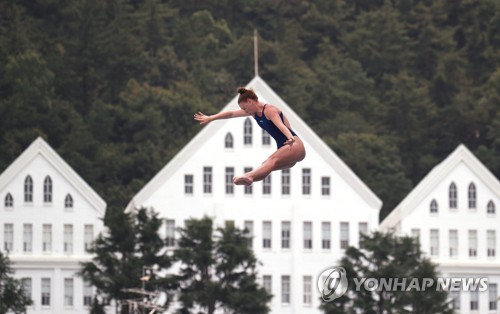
[281,275,290,304]
[303,222,312,250]
[23,224,33,253]
[184,174,193,195]
[340,222,349,249]
[203,167,212,194]
[302,168,311,195]
[43,176,52,204]
[449,229,458,258]
[24,176,33,204]
[84,225,94,252]
[43,224,52,253]
[4,223,13,251]
[244,118,252,145]
[430,229,439,256]
[64,224,73,254]
[281,169,290,195]
[468,230,477,257]
[321,177,330,196]
[281,221,291,249]
[322,222,331,250]
[225,167,234,195]
[263,221,272,249]
[64,278,74,307]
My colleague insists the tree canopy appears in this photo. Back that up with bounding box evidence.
[1,0,499,219]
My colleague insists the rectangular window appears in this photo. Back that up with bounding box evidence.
[244,120,252,145]
[41,278,51,306]
[451,291,460,310]
[21,278,32,300]
[262,129,271,146]
[244,167,253,195]
[468,230,477,257]
[203,167,212,194]
[281,169,290,195]
[4,223,13,251]
[321,177,330,196]
[263,221,272,249]
[430,229,439,256]
[43,224,52,252]
[83,281,93,306]
[23,224,32,253]
[64,224,73,254]
[84,225,94,252]
[359,222,368,245]
[184,175,193,194]
[322,222,331,249]
[281,221,291,249]
[449,229,458,258]
[487,230,496,257]
[225,167,234,195]
[64,278,74,307]
[303,275,312,305]
[263,275,272,294]
[340,222,349,249]
[470,290,479,310]
[263,175,271,195]
[281,275,290,304]
[165,220,175,247]
[302,168,311,195]
[489,283,498,310]
[303,222,312,249]
[244,221,253,248]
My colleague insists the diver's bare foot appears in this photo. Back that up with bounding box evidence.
[233,175,253,186]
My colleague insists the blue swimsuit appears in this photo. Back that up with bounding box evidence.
[254,104,297,149]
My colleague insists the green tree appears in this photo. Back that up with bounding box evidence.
[174,216,272,314]
[0,251,33,314]
[80,207,173,314]
[332,132,413,220]
[320,232,453,314]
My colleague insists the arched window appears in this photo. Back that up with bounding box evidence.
[244,118,252,145]
[430,199,438,213]
[468,183,476,209]
[225,133,233,149]
[24,176,33,203]
[449,183,457,209]
[44,176,52,203]
[4,193,13,208]
[487,201,496,214]
[65,194,73,209]
[262,129,271,146]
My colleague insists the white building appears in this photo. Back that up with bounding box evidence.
[0,137,106,314]
[126,76,382,313]
[381,144,500,313]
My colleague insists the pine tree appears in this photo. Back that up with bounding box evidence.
[174,216,272,314]
[79,207,173,314]
[320,232,453,314]
[0,251,33,314]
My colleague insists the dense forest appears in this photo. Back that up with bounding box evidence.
[1,0,499,219]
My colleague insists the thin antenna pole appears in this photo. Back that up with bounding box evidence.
[254,29,259,77]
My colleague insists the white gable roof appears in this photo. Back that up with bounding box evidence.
[381,144,500,229]
[126,76,382,212]
[0,137,106,215]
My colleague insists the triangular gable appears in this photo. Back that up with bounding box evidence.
[0,137,106,216]
[381,144,500,229]
[126,76,382,212]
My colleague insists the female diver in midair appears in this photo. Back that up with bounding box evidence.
[194,87,306,186]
